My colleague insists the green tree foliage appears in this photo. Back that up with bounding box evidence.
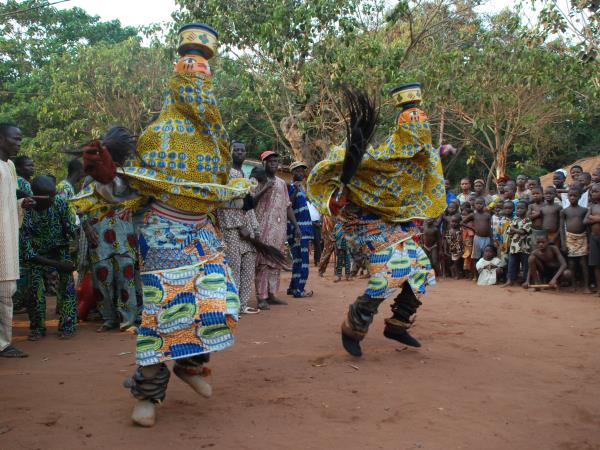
[0,1,167,177]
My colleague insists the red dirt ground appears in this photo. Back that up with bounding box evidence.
[1,272,600,450]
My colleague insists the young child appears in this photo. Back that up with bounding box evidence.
[583,183,600,296]
[473,179,491,205]
[333,221,351,282]
[540,186,562,247]
[503,181,518,215]
[577,172,592,207]
[527,186,545,249]
[560,188,590,292]
[476,245,502,286]
[525,234,569,290]
[444,215,464,279]
[502,200,532,287]
[422,218,441,276]
[492,200,514,268]
[460,202,475,278]
[471,197,492,280]
[20,176,77,340]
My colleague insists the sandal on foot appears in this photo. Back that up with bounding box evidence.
[97,323,118,333]
[257,300,270,310]
[28,332,43,341]
[267,296,288,305]
[294,290,314,298]
[0,345,28,358]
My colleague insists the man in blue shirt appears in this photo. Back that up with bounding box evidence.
[445,179,457,205]
[287,161,314,298]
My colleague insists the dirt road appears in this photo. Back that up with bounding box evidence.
[1,273,600,450]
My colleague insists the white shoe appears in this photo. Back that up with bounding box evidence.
[131,400,155,427]
[241,306,260,315]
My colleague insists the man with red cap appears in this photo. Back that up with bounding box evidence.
[253,151,300,310]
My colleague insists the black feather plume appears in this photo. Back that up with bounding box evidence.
[102,126,137,166]
[242,236,290,267]
[339,87,378,186]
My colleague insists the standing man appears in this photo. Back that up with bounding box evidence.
[254,150,300,309]
[57,159,85,200]
[307,200,322,266]
[14,155,34,196]
[0,123,33,357]
[217,142,260,314]
[287,161,314,298]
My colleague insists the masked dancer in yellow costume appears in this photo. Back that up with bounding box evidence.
[71,24,253,426]
[307,84,454,357]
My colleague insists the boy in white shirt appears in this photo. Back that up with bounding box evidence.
[476,245,503,286]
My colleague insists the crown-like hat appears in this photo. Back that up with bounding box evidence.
[390,82,422,107]
[177,23,219,59]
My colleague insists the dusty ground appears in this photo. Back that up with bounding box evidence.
[2,269,600,450]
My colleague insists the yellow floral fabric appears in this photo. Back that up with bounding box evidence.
[307,109,446,222]
[122,72,251,213]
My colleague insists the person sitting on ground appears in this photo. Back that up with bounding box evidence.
[540,186,562,246]
[583,183,600,297]
[444,215,464,279]
[524,234,570,290]
[476,245,503,286]
[471,197,492,281]
[473,179,492,205]
[560,188,591,293]
[20,176,77,340]
[14,155,34,197]
[502,200,532,287]
[422,218,442,276]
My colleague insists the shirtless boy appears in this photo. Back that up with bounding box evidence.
[527,186,545,248]
[471,197,492,280]
[540,186,562,246]
[525,234,570,290]
[560,188,591,292]
[583,183,600,296]
[422,218,441,276]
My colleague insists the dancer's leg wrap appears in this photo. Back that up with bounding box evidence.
[341,295,385,341]
[384,282,423,347]
[173,354,210,376]
[385,282,422,329]
[124,363,171,404]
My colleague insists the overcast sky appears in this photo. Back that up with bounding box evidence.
[55,0,528,28]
